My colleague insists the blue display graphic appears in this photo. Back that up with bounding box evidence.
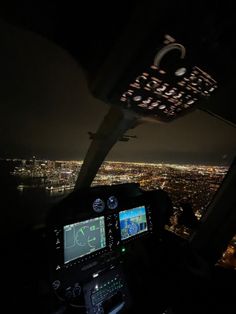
[119,206,148,240]
[63,216,106,263]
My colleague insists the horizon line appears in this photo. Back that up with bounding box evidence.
[0,157,229,167]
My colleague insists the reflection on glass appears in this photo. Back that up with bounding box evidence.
[217,235,236,270]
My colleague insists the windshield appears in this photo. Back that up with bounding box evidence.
[0,19,236,239]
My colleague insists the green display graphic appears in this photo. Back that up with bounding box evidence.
[63,216,106,263]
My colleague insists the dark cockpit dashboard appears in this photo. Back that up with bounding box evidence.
[46,183,171,314]
[4,180,235,314]
[46,178,225,314]
[45,168,236,314]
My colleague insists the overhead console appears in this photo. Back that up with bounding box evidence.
[47,183,155,313]
[89,32,217,123]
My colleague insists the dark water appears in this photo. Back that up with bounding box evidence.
[0,160,66,236]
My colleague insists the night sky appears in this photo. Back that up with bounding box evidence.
[1,19,236,165]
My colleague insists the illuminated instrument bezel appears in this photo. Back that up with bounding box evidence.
[92,198,105,213]
[107,195,119,210]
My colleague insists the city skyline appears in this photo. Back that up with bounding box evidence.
[1,155,233,166]
[9,157,228,167]
[9,157,228,217]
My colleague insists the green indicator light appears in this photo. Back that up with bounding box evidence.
[121,247,126,253]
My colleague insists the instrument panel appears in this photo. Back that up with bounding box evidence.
[50,184,153,272]
[53,196,152,270]
[47,183,172,313]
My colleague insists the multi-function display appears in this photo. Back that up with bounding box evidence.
[63,216,106,264]
[119,206,148,240]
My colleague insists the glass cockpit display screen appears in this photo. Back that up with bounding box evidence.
[119,205,148,240]
[63,216,106,264]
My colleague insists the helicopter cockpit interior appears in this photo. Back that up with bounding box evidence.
[45,161,236,314]
[1,2,236,314]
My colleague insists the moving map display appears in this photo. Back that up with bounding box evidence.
[119,206,148,240]
[63,216,106,263]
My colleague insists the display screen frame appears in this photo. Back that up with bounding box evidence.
[119,205,148,241]
[63,216,106,264]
